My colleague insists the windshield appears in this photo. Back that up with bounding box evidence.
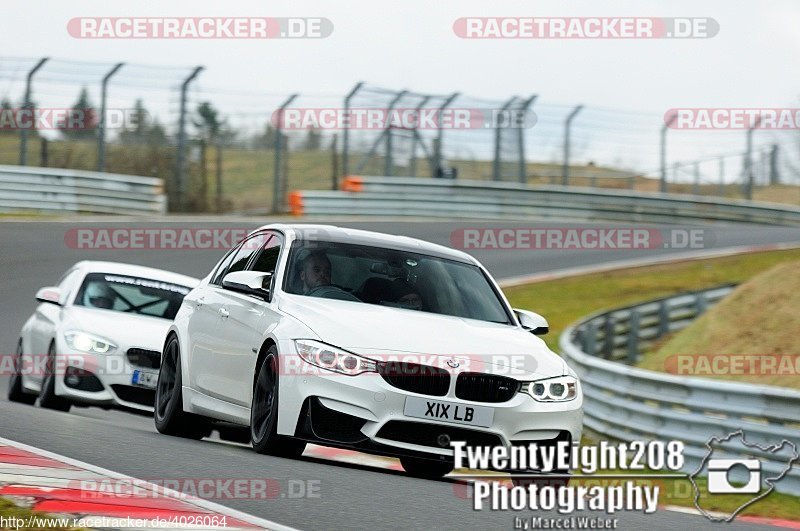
[283,240,511,324]
[74,272,192,320]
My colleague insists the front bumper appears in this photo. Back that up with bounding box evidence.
[52,344,159,413]
[277,339,583,459]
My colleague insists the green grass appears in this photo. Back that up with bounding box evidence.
[502,248,800,353]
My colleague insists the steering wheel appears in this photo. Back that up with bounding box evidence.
[306,285,361,302]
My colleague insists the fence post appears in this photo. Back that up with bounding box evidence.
[601,315,616,359]
[409,96,430,177]
[272,94,298,214]
[660,113,677,193]
[341,81,363,177]
[384,90,407,177]
[561,105,583,186]
[433,92,459,177]
[744,116,760,200]
[517,94,537,184]
[175,66,204,212]
[492,97,516,181]
[718,157,725,197]
[693,162,700,195]
[19,57,48,166]
[97,62,124,172]
[769,144,780,185]
[330,133,339,190]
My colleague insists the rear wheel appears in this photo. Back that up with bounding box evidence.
[250,347,306,457]
[38,342,71,411]
[400,456,455,479]
[154,335,210,440]
[7,340,36,405]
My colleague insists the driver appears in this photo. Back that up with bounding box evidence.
[300,251,332,294]
[83,281,116,310]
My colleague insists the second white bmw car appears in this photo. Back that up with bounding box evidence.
[9,261,198,413]
[155,224,582,478]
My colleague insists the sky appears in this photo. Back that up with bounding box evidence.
[1,0,799,181]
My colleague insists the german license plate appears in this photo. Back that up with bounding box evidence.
[132,369,158,389]
[404,396,493,427]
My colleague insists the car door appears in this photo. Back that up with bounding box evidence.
[186,244,239,394]
[214,231,284,407]
[192,232,270,401]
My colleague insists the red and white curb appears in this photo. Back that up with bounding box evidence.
[0,436,296,530]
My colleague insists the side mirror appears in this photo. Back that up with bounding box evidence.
[222,271,272,300]
[514,309,549,336]
[36,286,62,306]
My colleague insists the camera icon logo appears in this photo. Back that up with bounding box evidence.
[707,459,761,494]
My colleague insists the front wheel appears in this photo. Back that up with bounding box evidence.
[250,347,306,457]
[7,340,36,405]
[154,335,211,440]
[400,456,455,479]
[38,342,71,412]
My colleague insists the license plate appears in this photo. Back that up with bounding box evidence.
[132,370,158,389]
[404,396,494,428]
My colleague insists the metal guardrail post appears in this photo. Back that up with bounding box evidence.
[626,310,641,363]
[175,66,204,212]
[272,94,298,214]
[492,97,516,182]
[561,105,583,186]
[601,316,615,359]
[657,300,670,336]
[97,62,124,173]
[19,57,48,166]
[695,293,708,315]
[660,114,677,193]
[517,95,537,184]
[341,82,363,178]
[584,321,598,356]
[432,92,458,177]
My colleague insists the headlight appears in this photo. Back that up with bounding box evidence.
[521,375,578,402]
[64,331,117,354]
[294,339,376,376]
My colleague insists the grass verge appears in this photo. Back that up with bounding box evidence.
[0,497,82,530]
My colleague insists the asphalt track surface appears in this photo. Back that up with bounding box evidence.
[1,218,798,530]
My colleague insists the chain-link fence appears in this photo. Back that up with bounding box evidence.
[1,55,797,214]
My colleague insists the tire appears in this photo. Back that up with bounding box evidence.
[154,335,211,440]
[250,346,306,457]
[400,456,455,479]
[7,340,36,405]
[38,342,71,412]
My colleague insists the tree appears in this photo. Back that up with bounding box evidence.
[60,87,97,140]
[194,101,223,143]
[303,127,322,151]
[253,123,277,149]
[118,100,166,146]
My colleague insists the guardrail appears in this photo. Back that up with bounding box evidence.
[560,285,800,495]
[289,176,800,226]
[0,165,167,215]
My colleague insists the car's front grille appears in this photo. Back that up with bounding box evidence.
[455,372,520,403]
[110,384,155,407]
[126,348,161,369]
[377,361,450,396]
[376,420,503,449]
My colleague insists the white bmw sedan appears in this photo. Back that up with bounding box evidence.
[156,224,582,478]
[8,261,198,413]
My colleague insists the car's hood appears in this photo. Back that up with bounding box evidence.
[279,294,566,379]
[63,306,171,351]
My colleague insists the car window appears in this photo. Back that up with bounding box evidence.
[250,233,282,274]
[284,240,512,324]
[210,246,239,286]
[73,273,192,320]
[226,233,270,277]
